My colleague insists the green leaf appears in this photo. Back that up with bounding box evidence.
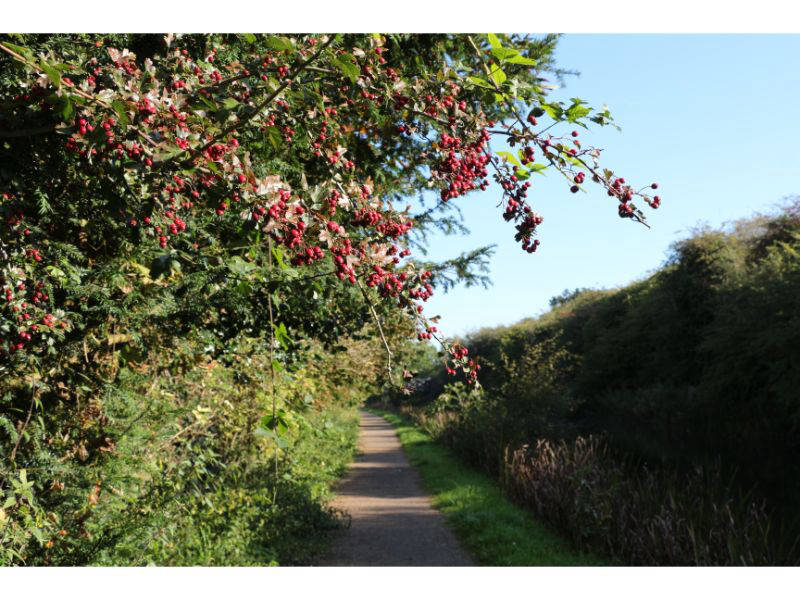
[111,99,130,128]
[506,54,538,67]
[154,148,186,163]
[332,57,359,83]
[529,163,548,175]
[40,62,61,89]
[255,428,289,449]
[60,97,74,122]
[566,156,583,168]
[487,33,502,51]
[492,47,519,62]
[222,97,239,110]
[264,126,281,150]
[275,322,292,349]
[496,151,521,167]
[265,36,294,51]
[467,76,494,90]
[272,246,288,270]
[3,42,34,61]
[227,256,257,276]
[205,159,221,175]
[542,103,563,120]
[31,527,45,544]
[196,95,218,111]
[262,409,290,435]
[242,33,257,44]
[488,65,506,88]
[565,100,591,122]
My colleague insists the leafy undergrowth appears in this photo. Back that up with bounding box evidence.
[89,399,360,567]
[1,339,362,566]
[87,386,362,567]
[370,408,604,566]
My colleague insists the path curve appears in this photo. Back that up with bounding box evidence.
[318,410,474,566]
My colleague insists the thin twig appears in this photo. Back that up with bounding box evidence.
[9,374,37,463]
[0,124,61,138]
[356,279,393,376]
[267,236,279,504]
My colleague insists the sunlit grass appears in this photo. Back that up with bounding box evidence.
[370,408,604,566]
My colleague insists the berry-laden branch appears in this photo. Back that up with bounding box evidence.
[0,41,159,148]
[463,34,660,242]
[0,33,662,392]
[189,35,337,162]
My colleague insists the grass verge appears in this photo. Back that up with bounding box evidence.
[369,407,605,566]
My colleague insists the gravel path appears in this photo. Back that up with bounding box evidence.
[318,410,474,566]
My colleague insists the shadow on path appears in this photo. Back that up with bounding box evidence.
[317,411,474,566]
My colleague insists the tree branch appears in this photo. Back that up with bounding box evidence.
[188,35,336,163]
[0,124,62,138]
[0,42,159,148]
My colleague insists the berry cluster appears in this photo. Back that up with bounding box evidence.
[433,130,491,202]
[366,264,408,299]
[444,344,480,386]
[493,166,543,253]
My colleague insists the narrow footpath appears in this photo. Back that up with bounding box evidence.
[318,410,474,566]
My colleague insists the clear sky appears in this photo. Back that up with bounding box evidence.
[417,34,800,338]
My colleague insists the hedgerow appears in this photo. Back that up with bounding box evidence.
[0,33,660,564]
[398,202,800,565]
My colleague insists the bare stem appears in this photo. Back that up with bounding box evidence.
[9,374,37,463]
[267,236,279,504]
[356,279,393,377]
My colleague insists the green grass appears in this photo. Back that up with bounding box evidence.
[370,408,605,566]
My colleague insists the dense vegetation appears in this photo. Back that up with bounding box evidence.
[1,32,663,565]
[393,202,800,565]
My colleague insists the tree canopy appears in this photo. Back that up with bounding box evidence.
[0,31,665,566]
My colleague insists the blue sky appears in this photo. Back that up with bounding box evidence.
[416,34,800,337]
